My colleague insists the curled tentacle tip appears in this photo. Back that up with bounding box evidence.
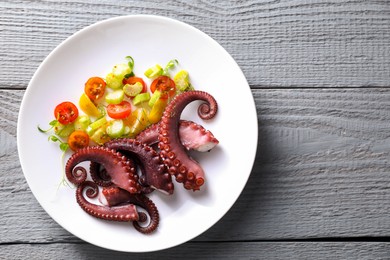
[138,212,148,223]
[69,166,87,184]
[85,187,99,198]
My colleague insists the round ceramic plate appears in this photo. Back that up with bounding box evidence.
[17,15,258,252]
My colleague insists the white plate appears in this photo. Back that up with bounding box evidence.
[17,15,258,252]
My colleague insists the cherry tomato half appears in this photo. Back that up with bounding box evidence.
[122,77,147,93]
[85,77,106,101]
[68,130,90,151]
[54,101,79,125]
[107,101,132,119]
[150,75,176,98]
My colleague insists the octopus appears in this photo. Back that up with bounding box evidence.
[158,90,218,191]
[64,90,218,233]
[65,146,141,194]
[136,120,219,152]
[76,181,159,234]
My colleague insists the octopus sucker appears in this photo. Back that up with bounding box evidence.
[103,138,174,195]
[158,90,218,191]
[65,146,141,194]
[76,181,140,222]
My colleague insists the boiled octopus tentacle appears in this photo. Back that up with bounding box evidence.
[90,160,154,194]
[158,90,218,191]
[89,156,136,188]
[135,121,160,145]
[89,162,113,187]
[104,139,174,195]
[76,181,143,222]
[136,120,219,152]
[65,146,141,194]
[99,186,159,234]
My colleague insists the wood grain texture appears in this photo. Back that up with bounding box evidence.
[3,88,390,244]
[2,0,390,258]
[1,0,390,88]
[2,242,390,260]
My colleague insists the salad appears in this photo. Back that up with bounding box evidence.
[39,56,193,155]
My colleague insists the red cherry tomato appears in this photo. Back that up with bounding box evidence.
[68,130,90,151]
[122,77,147,93]
[85,77,106,101]
[107,101,132,119]
[54,101,79,125]
[150,75,176,98]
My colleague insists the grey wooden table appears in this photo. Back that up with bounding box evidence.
[2,0,390,259]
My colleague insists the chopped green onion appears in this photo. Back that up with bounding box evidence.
[144,64,163,79]
[148,90,162,107]
[133,92,151,106]
[86,117,107,136]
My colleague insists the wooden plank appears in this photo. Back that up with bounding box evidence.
[1,0,390,88]
[0,89,79,243]
[1,242,390,259]
[3,88,390,243]
[209,88,390,240]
